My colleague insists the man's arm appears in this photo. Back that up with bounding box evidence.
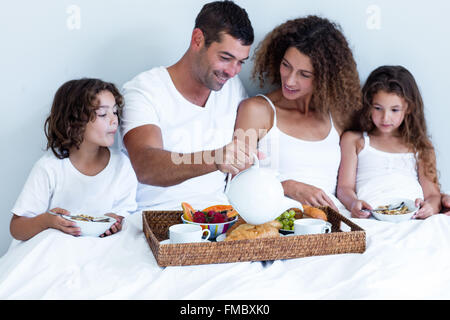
[123,124,253,187]
[123,124,216,187]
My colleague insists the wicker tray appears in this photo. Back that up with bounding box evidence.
[143,207,366,267]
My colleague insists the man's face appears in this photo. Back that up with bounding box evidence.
[194,33,250,91]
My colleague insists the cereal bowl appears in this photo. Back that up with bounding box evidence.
[181,215,238,239]
[371,198,418,223]
[64,215,117,237]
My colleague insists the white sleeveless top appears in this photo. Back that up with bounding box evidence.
[256,94,341,197]
[356,132,424,205]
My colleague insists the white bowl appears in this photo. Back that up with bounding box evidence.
[65,215,117,237]
[371,198,418,223]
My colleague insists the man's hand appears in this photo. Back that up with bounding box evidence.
[215,138,257,175]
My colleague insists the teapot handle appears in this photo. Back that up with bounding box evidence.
[224,153,259,194]
[252,153,259,168]
[225,172,232,194]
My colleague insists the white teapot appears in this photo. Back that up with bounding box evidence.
[224,154,303,225]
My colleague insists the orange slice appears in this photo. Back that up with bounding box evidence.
[202,205,238,218]
[181,202,195,221]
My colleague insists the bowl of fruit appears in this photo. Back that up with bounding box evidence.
[181,202,238,239]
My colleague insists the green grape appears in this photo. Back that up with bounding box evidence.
[277,211,299,230]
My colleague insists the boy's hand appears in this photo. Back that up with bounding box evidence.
[350,200,372,219]
[46,207,81,236]
[100,213,124,237]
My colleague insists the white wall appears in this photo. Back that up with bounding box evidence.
[1,0,449,256]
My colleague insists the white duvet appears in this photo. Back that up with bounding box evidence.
[1,212,450,300]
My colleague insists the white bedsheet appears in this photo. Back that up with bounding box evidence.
[1,212,450,300]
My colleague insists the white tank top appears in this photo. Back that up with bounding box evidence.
[356,132,424,203]
[256,94,341,196]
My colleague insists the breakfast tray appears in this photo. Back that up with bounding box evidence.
[143,207,366,267]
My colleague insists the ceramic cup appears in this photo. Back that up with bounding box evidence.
[294,219,331,236]
[169,224,211,244]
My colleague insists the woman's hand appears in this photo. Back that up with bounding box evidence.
[414,199,434,219]
[100,213,124,237]
[46,207,81,236]
[349,200,372,219]
[283,180,339,212]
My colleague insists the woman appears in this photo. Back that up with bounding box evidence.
[233,16,361,214]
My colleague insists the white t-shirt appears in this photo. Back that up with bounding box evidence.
[11,148,138,218]
[121,66,247,211]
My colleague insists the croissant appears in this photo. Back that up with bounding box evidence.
[302,205,327,221]
[225,220,282,241]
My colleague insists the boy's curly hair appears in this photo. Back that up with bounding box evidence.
[360,65,439,185]
[252,15,362,130]
[44,78,124,159]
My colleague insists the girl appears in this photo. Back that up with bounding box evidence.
[337,66,441,219]
[10,78,138,240]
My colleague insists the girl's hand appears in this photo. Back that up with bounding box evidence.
[413,199,434,219]
[286,181,339,212]
[442,194,450,214]
[100,213,124,237]
[350,200,373,219]
[46,207,81,236]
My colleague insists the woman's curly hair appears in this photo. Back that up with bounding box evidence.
[360,65,439,185]
[44,78,124,159]
[252,15,362,130]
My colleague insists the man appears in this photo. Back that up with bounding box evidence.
[442,193,450,213]
[121,1,255,211]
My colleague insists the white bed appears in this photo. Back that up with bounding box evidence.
[1,212,450,300]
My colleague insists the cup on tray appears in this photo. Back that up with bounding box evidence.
[169,224,211,244]
[294,218,331,236]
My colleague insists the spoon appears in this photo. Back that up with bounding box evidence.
[372,201,405,212]
[47,210,82,220]
[47,210,110,222]
[362,201,406,214]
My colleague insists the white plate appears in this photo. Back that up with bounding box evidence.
[160,239,210,245]
[215,234,227,242]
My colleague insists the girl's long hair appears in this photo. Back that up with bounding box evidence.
[360,65,439,185]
